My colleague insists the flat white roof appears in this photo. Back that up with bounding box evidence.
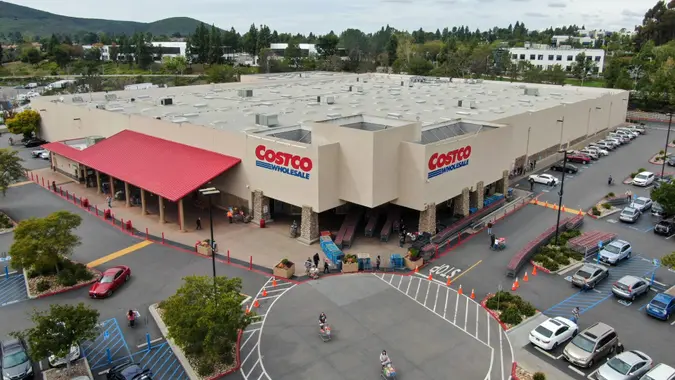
[41,72,624,134]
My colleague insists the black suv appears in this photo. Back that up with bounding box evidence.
[654,219,674,236]
[550,161,579,174]
[1,338,33,379]
[106,362,152,380]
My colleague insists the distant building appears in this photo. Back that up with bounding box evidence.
[509,43,605,74]
[269,43,318,57]
[82,42,187,62]
[551,35,596,47]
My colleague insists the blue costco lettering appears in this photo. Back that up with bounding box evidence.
[427,145,472,179]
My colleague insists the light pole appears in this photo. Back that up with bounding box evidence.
[554,137,567,246]
[199,187,220,295]
[661,113,674,179]
[558,116,565,150]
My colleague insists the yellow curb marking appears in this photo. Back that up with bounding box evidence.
[86,241,153,268]
[8,181,33,188]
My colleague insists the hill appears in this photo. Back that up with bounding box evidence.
[0,1,210,37]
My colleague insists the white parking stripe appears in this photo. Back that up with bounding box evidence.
[464,296,469,331]
[454,290,460,324]
[587,369,599,379]
[397,275,403,290]
[443,286,449,319]
[423,278,431,306]
[534,346,562,360]
[433,283,440,313]
[568,365,586,376]
[475,302,480,339]
[499,325,505,380]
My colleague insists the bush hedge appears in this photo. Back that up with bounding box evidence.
[531,230,583,272]
[0,213,13,229]
[485,291,537,326]
[27,258,93,284]
[592,206,601,216]
[662,252,675,269]
[533,373,546,380]
[36,280,51,292]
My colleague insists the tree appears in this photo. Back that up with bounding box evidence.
[109,45,119,63]
[284,41,302,68]
[385,34,398,66]
[9,211,82,274]
[163,56,187,75]
[161,276,252,376]
[208,25,223,65]
[0,149,25,196]
[0,44,3,66]
[206,65,237,83]
[53,45,71,68]
[20,48,41,65]
[12,303,99,371]
[408,56,433,75]
[242,24,259,57]
[571,53,596,85]
[6,109,41,140]
[652,182,675,217]
[545,64,567,85]
[316,32,339,58]
[83,47,101,62]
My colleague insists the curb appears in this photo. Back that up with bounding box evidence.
[586,207,620,220]
[23,267,101,299]
[529,260,551,274]
[22,269,34,299]
[479,294,509,331]
[149,303,243,380]
[41,357,94,380]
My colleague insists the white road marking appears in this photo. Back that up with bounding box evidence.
[499,325,505,380]
[415,276,422,300]
[454,290,460,324]
[465,296,469,331]
[670,319,675,326]
[38,361,43,371]
[534,346,563,360]
[644,278,668,287]
[484,349,493,380]
[240,330,257,350]
[415,271,451,286]
[136,337,164,348]
[406,274,412,294]
[433,283,440,313]
[475,302,480,339]
[245,359,260,378]
[389,274,395,284]
[587,369,599,379]
[423,278,431,307]
[568,365,587,376]
[443,285,449,319]
[397,275,403,290]
[261,288,288,294]
[666,233,675,240]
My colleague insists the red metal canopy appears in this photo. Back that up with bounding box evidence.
[43,130,241,202]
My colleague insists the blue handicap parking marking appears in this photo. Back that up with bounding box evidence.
[0,273,29,307]
[545,256,658,318]
[81,318,132,370]
[131,342,189,380]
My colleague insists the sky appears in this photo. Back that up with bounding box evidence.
[5,0,650,35]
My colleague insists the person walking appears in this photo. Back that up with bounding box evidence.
[304,257,312,276]
[323,259,330,274]
[376,255,381,271]
[487,222,493,235]
[313,252,320,268]
[106,195,112,208]
[490,233,496,249]
[571,307,580,323]
[196,217,202,230]
[529,177,535,191]
[227,209,233,224]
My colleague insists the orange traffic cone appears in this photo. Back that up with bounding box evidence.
[578,209,583,216]
[262,289,268,297]
[245,305,250,314]
[561,205,566,212]
[532,266,538,276]
[458,285,463,295]
[524,272,529,282]
[254,300,260,308]
[414,266,419,273]
[470,289,475,299]
[446,277,452,286]
[515,277,520,289]
[545,201,549,208]
[511,281,517,291]
[272,278,277,287]
[427,273,433,281]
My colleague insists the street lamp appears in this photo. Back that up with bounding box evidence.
[554,128,567,246]
[199,187,220,295]
[661,113,674,179]
[558,116,565,149]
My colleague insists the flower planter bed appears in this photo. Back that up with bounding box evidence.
[273,260,295,278]
[24,260,101,299]
[0,211,16,235]
[530,229,584,273]
[588,196,626,219]
[41,358,93,380]
[481,292,537,329]
[196,240,213,256]
[567,231,617,257]
[342,261,359,273]
[649,153,669,165]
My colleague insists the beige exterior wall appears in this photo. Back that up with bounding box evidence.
[32,89,628,214]
[53,154,79,178]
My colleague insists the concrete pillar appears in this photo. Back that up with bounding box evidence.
[453,188,470,217]
[95,171,101,193]
[497,170,509,195]
[159,196,165,224]
[471,181,485,210]
[252,190,270,221]
[418,203,437,234]
[140,189,147,215]
[298,205,319,245]
[124,182,131,207]
[110,177,115,197]
[178,199,185,232]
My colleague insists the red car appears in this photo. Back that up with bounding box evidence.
[565,152,591,164]
[89,265,131,298]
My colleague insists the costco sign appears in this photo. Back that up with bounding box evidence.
[255,145,313,180]
[427,145,472,179]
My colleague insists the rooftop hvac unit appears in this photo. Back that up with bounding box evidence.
[357,87,364,92]
[238,89,253,97]
[524,88,540,96]
[457,100,476,109]
[160,98,173,106]
[326,96,335,104]
[401,81,404,86]
[349,86,353,91]
[105,94,118,101]
[72,96,84,103]
[255,113,279,127]
[95,104,104,109]
[317,96,321,103]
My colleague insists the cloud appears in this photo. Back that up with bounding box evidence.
[525,12,548,18]
[621,9,643,18]
[380,0,413,3]
[548,2,566,8]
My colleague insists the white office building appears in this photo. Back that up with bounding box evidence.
[83,42,187,62]
[509,44,605,74]
[269,43,318,57]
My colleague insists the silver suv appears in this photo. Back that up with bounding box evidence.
[563,322,622,368]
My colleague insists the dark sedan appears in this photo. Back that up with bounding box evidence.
[668,156,675,167]
[23,138,47,148]
[655,219,674,236]
[550,162,579,174]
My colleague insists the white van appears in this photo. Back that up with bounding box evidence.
[25,83,38,89]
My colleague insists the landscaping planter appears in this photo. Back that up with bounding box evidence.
[273,262,295,278]
[342,262,359,273]
[404,256,423,270]
[196,244,212,256]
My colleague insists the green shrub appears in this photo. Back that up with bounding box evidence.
[56,270,77,287]
[602,203,612,210]
[553,255,571,266]
[607,192,615,197]
[196,358,214,377]
[592,207,601,216]
[500,306,523,325]
[659,150,665,155]
[662,252,675,269]
[533,373,546,380]
[570,252,584,261]
[36,280,51,292]
[543,260,560,271]
[638,167,646,173]
[26,270,39,279]
[72,263,93,281]
[0,213,13,229]
[519,301,537,317]
[532,254,547,263]
[630,172,637,178]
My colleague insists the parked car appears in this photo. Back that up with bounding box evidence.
[48,344,80,367]
[612,275,651,301]
[630,197,653,212]
[625,125,646,134]
[609,133,631,143]
[599,240,632,265]
[593,141,616,150]
[566,152,591,164]
[596,350,653,380]
[619,207,641,223]
[89,265,131,298]
[39,151,50,160]
[646,286,675,321]
[23,138,47,148]
[30,148,46,158]
[668,156,675,167]
[528,173,559,186]
[652,177,672,190]
[550,162,579,174]
[586,145,609,156]
[529,317,578,351]
[617,128,640,138]
[0,338,33,380]
[106,361,152,380]
[563,322,622,368]
[571,263,609,289]
[606,137,625,146]
[633,171,655,187]
[614,130,638,140]
[640,363,675,380]
[652,202,667,218]
[579,148,599,159]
